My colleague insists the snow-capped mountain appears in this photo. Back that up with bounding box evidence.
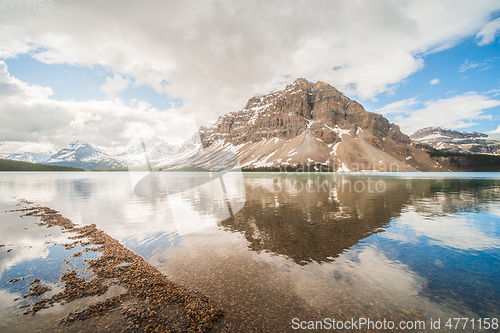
[158,78,440,171]
[410,127,500,154]
[154,131,234,171]
[40,137,180,170]
[119,136,179,167]
[45,141,123,170]
[47,140,106,164]
[150,78,453,172]
[175,132,202,155]
[1,152,53,164]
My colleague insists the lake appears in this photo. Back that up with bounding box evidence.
[1,172,499,332]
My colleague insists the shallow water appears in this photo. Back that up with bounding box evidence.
[1,172,500,332]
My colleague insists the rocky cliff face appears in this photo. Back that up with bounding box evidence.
[196,78,440,172]
[410,127,500,155]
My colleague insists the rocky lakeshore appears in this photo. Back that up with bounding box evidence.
[7,200,223,332]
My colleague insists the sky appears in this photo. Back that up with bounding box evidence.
[1,0,500,155]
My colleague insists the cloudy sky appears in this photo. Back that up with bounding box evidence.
[1,0,500,154]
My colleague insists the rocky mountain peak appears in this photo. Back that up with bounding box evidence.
[201,78,405,147]
[312,80,332,91]
[194,78,438,171]
[69,140,92,149]
[287,77,314,91]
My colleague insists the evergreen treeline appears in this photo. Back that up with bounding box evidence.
[0,159,85,171]
[428,150,500,172]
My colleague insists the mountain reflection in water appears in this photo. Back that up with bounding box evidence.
[220,175,500,265]
[220,176,407,264]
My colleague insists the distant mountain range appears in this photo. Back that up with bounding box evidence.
[410,127,500,154]
[1,137,180,170]
[2,152,53,164]
[1,79,499,171]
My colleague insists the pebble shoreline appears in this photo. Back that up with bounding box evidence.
[10,200,224,332]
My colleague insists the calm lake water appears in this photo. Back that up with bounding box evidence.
[1,171,500,332]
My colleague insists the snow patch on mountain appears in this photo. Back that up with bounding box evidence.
[410,127,500,154]
[120,136,180,167]
[1,152,53,164]
[47,141,107,164]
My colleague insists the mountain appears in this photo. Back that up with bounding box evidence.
[45,141,122,170]
[176,132,202,155]
[153,132,218,171]
[410,127,500,155]
[119,136,179,167]
[42,137,180,170]
[1,152,52,164]
[15,80,494,172]
[163,78,440,172]
[47,140,106,164]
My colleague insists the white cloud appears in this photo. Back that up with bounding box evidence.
[476,17,500,45]
[376,97,419,115]
[0,61,191,154]
[386,210,499,251]
[0,0,498,126]
[0,61,53,99]
[100,74,129,101]
[0,141,56,154]
[381,92,500,134]
[486,125,500,139]
[459,59,481,72]
[0,206,76,280]
[429,78,440,85]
